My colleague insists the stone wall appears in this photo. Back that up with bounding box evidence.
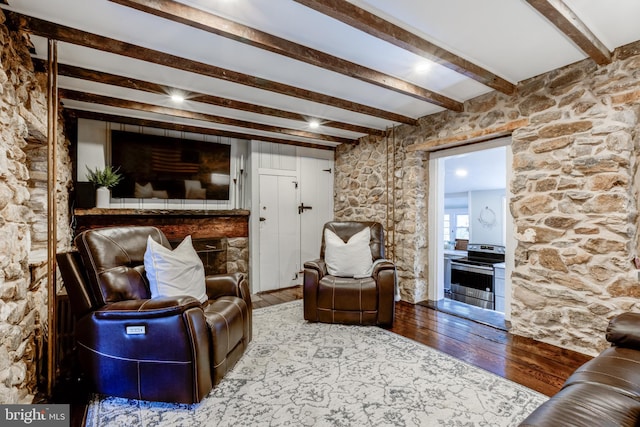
[227,237,249,276]
[0,11,72,403]
[335,130,430,302]
[335,41,640,356]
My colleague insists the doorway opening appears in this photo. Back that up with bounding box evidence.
[425,137,512,330]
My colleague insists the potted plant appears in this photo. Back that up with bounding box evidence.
[85,165,123,208]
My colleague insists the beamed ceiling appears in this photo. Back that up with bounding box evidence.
[2,0,640,150]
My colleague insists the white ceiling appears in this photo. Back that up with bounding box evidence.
[444,146,506,195]
[3,0,640,148]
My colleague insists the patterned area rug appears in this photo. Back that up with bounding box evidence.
[86,301,547,426]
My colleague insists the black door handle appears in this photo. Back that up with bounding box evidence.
[259,217,266,222]
[298,203,313,214]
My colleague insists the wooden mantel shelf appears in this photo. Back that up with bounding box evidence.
[73,208,250,239]
[75,208,250,217]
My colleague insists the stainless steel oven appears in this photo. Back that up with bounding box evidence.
[449,244,505,310]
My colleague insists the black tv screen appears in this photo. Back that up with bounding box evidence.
[110,130,231,200]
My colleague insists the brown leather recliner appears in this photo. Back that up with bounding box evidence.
[303,221,396,327]
[56,226,252,404]
[519,312,640,426]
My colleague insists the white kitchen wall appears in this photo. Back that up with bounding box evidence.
[469,189,505,245]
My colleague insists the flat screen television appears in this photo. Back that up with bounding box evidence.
[110,130,231,200]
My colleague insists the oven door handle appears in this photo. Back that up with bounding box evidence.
[450,261,494,275]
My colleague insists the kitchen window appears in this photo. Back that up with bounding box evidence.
[444,210,469,247]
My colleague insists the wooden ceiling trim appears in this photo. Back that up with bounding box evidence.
[70,110,336,151]
[35,59,384,136]
[59,89,357,145]
[406,118,529,152]
[6,11,419,126]
[294,0,516,95]
[526,0,611,65]
[109,0,463,111]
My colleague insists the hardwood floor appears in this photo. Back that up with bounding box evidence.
[255,285,592,397]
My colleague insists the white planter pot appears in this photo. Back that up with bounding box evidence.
[96,186,111,208]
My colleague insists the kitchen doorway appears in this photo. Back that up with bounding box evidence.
[426,137,513,329]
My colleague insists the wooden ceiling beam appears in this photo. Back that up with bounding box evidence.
[34,59,384,136]
[294,0,516,95]
[59,89,357,145]
[526,0,611,65]
[6,11,419,126]
[68,110,336,151]
[109,0,463,111]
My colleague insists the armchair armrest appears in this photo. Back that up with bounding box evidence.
[303,259,327,322]
[205,272,250,303]
[204,272,252,343]
[372,260,395,278]
[94,296,201,320]
[606,312,640,349]
[304,259,326,278]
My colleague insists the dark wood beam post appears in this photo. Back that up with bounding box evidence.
[109,0,463,111]
[70,110,338,151]
[46,38,58,398]
[6,11,419,126]
[33,59,385,137]
[526,0,611,65]
[294,0,516,95]
[60,89,357,144]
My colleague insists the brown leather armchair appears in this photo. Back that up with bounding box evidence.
[303,221,396,327]
[56,226,252,403]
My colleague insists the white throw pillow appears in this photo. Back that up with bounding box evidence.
[324,227,373,277]
[151,190,169,199]
[144,235,208,303]
[134,182,154,198]
[186,187,207,199]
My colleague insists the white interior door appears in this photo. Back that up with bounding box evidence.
[258,174,300,292]
[299,157,334,264]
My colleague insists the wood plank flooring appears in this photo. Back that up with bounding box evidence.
[255,285,592,397]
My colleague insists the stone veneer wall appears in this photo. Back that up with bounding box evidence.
[336,41,640,356]
[227,237,249,276]
[0,11,72,403]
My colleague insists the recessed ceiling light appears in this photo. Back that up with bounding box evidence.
[309,120,320,129]
[455,168,468,177]
[170,93,185,103]
[414,61,432,74]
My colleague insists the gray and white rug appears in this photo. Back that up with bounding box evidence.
[86,301,547,426]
